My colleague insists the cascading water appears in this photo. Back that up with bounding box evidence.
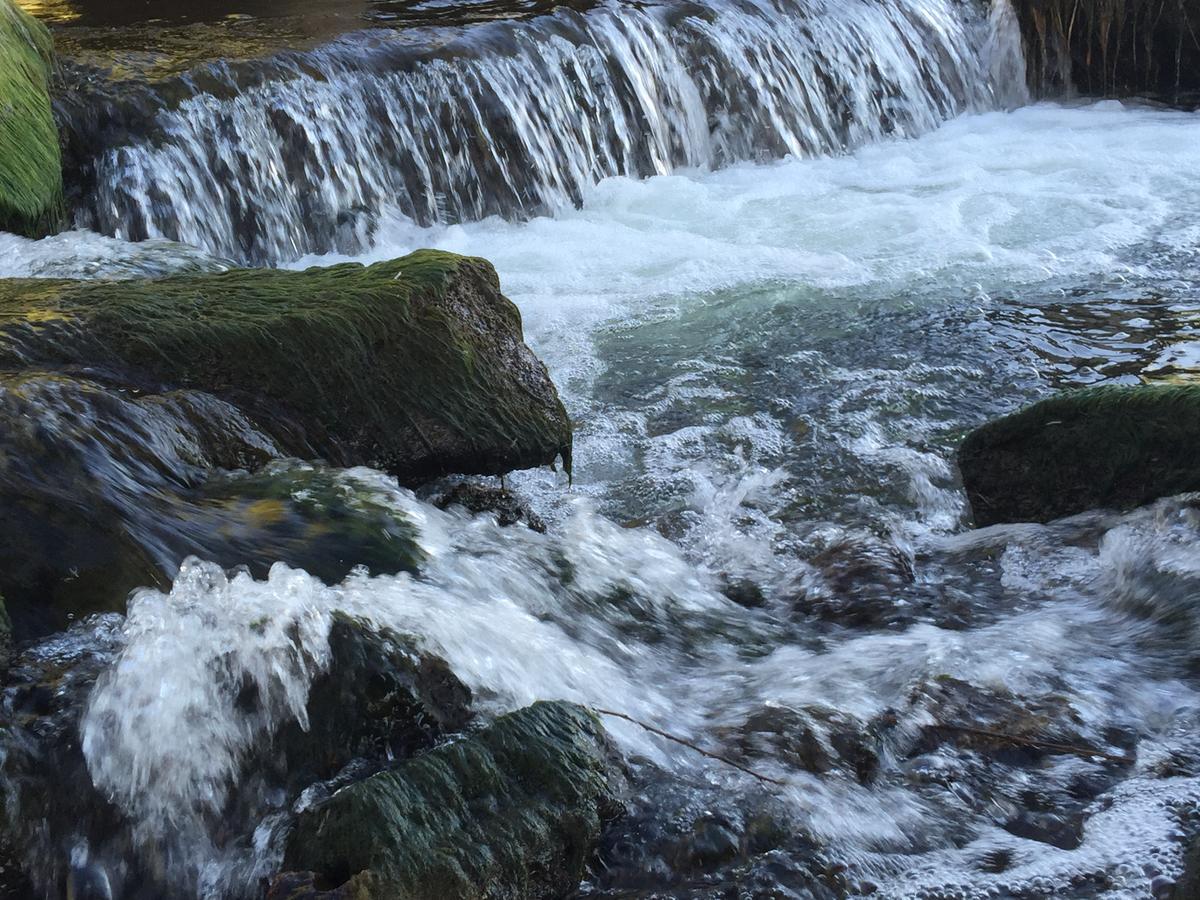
[62,0,1025,265]
[3,0,1200,898]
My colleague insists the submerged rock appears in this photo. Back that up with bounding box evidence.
[589,773,842,899]
[268,613,474,792]
[958,385,1200,526]
[0,0,64,238]
[1014,0,1200,100]
[789,530,917,628]
[726,704,880,784]
[278,701,624,900]
[0,393,424,635]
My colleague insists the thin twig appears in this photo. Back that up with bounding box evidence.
[932,723,1134,765]
[593,708,788,786]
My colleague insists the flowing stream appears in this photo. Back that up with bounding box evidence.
[3,0,1200,897]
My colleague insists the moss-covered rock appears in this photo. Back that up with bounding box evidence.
[0,251,571,481]
[0,375,424,637]
[0,0,64,237]
[1014,0,1200,100]
[0,252,570,636]
[196,463,427,584]
[278,701,624,900]
[958,384,1200,526]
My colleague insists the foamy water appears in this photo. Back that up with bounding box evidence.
[77,471,1200,898]
[3,99,1199,898]
[291,101,1200,382]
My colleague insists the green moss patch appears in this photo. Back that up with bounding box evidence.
[281,701,623,900]
[0,0,64,237]
[0,250,572,482]
[958,384,1200,526]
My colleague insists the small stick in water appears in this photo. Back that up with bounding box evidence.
[593,708,788,786]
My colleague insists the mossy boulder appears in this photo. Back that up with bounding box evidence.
[0,0,64,237]
[1015,0,1200,100]
[0,251,571,481]
[277,701,624,900]
[958,384,1200,526]
[0,252,570,636]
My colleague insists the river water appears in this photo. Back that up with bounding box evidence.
[3,0,1200,897]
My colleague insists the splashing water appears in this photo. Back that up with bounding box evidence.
[64,0,1023,264]
[75,470,1200,898]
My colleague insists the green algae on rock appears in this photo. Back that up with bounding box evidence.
[0,253,570,637]
[958,384,1200,526]
[0,0,64,237]
[277,701,624,900]
[0,250,571,481]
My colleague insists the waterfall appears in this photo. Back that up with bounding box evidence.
[63,0,1026,266]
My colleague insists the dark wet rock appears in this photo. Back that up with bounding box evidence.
[1151,751,1200,780]
[590,773,841,898]
[718,575,768,610]
[1014,0,1200,101]
[1001,808,1085,850]
[790,531,916,628]
[0,251,571,482]
[959,385,1200,526]
[428,479,548,533]
[0,0,64,237]
[0,615,472,898]
[0,616,131,899]
[265,871,356,900]
[726,704,880,784]
[1175,840,1200,899]
[0,593,10,674]
[280,700,625,900]
[267,613,473,791]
